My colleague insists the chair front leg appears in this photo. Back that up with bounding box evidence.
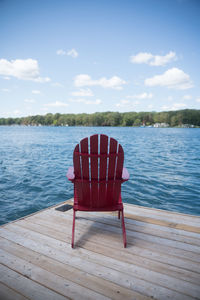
[72,209,76,248]
[121,209,127,248]
[118,210,120,219]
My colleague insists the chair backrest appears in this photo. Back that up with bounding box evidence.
[73,134,124,209]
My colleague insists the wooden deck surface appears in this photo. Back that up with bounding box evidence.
[0,199,200,300]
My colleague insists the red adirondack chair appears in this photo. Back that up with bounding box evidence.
[67,134,129,248]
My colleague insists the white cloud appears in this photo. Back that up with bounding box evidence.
[183,94,192,100]
[130,51,177,66]
[45,101,68,107]
[67,49,78,58]
[145,68,193,90]
[24,98,35,103]
[196,98,200,103]
[161,105,170,111]
[56,49,66,56]
[116,99,139,108]
[162,103,187,111]
[56,48,78,58]
[130,52,153,64]
[0,59,50,82]
[168,96,173,101]
[147,104,154,110]
[74,74,127,90]
[1,88,10,92]
[1,110,23,118]
[127,92,153,99]
[95,99,101,105]
[13,110,21,115]
[70,98,101,105]
[151,52,177,66]
[52,82,63,87]
[172,103,187,109]
[116,100,130,107]
[86,99,101,105]
[32,90,41,94]
[71,88,94,97]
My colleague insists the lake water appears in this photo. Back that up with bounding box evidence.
[0,126,200,225]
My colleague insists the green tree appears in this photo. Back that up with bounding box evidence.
[134,118,141,126]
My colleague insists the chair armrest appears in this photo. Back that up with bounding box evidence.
[122,167,129,181]
[66,166,75,181]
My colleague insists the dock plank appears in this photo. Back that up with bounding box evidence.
[65,210,200,247]
[34,209,200,263]
[3,224,199,299]
[72,211,200,245]
[0,237,143,300]
[0,230,193,300]
[125,204,200,224]
[0,264,68,300]
[15,213,200,275]
[0,201,200,300]
[0,282,29,300]
[0,249,110,300]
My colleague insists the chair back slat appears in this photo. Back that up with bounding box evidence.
[116,144,124,179]
[90,135,99,207]
[107,138,118,205]
[74,144,81,178]
[99,134,108,207]
[80,137,90,206]
[73,144,82,203]
[114,144,124,201]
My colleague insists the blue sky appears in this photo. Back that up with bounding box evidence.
[0,0,200,117]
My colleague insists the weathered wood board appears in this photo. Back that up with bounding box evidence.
[0,200,200,300]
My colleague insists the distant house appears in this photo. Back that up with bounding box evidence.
[181,124,195,128]
[154,123,169,128]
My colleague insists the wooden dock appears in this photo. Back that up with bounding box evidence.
[0,199,200,300]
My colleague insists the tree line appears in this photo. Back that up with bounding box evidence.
[0,109,200,127]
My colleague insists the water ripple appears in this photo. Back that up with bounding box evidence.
[0,126,200,225]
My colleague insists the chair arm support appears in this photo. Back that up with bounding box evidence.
[66,166,75,181]
[122,167,129,181]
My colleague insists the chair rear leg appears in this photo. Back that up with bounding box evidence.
[118,210,120,219]
[72,209,76,248]
[121,209,127,248]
